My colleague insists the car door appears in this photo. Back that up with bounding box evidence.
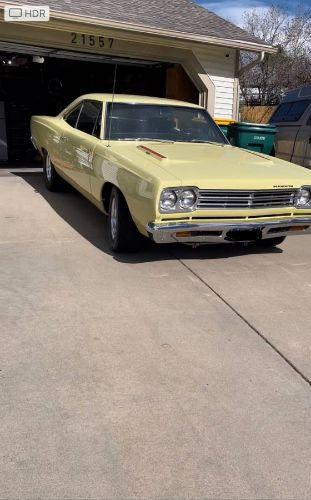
[65,100,102,194]
[272,103,296,162]
[52,104,83,172]
[291,104,311,167]
[272,100,311,164]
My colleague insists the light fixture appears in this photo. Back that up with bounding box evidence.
[33,55,45,64]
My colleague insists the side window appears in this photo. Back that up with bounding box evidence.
[286,100,311,122]
[270,100,311,123]
[93,110,102,139]
[270,103,293,123]
[65,105,82,128]
[76,100,102,137]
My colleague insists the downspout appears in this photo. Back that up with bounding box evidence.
[238,51,265,76]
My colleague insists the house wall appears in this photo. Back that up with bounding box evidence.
[0,15,239,119]
[194,46,238,119]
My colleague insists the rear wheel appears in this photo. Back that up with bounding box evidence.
[107,187,142,252]
[43,152,64,191]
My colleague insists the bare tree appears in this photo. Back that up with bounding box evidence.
[240,4,311,106]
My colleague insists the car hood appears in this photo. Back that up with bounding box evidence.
[111,142,311,189]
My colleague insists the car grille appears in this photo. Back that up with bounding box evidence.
[197,189,297,210]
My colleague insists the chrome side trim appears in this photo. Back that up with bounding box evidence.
[147,218,311,244]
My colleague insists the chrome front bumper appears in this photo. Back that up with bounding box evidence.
[147,218,311,244]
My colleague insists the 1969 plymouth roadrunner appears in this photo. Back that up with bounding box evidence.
[31,94,311,252]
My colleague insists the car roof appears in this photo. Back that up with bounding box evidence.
[76,93,204,109]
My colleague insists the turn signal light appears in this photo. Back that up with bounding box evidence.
[175,231,191,237]
[289,225,309,232]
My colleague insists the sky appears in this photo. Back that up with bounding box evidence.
[195,0,311,26]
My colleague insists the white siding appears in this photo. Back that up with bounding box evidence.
[194,46,237,119]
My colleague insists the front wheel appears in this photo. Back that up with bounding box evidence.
[107,187,142,252]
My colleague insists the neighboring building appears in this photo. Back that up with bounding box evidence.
[0,0,274,161]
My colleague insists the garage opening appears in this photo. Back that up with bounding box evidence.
[0,47,199,163]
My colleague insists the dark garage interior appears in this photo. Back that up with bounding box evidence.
[0,50,199,163]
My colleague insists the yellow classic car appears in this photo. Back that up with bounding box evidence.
[31,94,311,252]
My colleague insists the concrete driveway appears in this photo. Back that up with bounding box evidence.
[1,168,311,499]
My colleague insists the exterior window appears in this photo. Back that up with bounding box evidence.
[76,100,102,136]
[270,103,292,123]
[93,110,102,139]
[270,100,311,123]
[286,101,311,122]
[105,103,227,144]
[65,105,82,128]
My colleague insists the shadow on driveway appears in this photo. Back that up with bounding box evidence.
[15,171,283,264]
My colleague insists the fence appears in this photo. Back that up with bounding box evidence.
[240,106,276,124]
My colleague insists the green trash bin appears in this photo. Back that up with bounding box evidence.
[219,124,229,138]
[214,119,235,139]
[227,122,276,155]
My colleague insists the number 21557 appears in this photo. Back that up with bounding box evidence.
[71,33,114,49]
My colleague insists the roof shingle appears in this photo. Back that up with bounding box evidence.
[7,0,268,47]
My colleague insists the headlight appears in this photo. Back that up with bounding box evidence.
[179,189,197,209]
[295,187,311,208]
[160,190,178,211]
[160,187,198,213]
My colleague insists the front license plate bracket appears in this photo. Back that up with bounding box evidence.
[225,228,262,242]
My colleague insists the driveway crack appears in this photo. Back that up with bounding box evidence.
[173,253,311,387]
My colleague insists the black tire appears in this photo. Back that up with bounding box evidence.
[43,151,64,191]
[255,236,286,248]
[107,187,142,252]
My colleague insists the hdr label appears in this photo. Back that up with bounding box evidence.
[4,5,50,21]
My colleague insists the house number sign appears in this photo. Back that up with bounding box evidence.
[71,33,115,49]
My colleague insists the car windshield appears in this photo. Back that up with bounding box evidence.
[105,103,227,144]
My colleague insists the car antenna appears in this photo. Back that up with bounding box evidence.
[107,63,118,147]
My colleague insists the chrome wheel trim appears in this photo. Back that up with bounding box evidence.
[110,196,118,241]
[46,154,52,181]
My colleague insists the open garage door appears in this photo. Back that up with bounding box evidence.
[0,42,199,162]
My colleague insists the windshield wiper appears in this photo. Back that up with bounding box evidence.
[190,140,227,146]
[191,140,217,144]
